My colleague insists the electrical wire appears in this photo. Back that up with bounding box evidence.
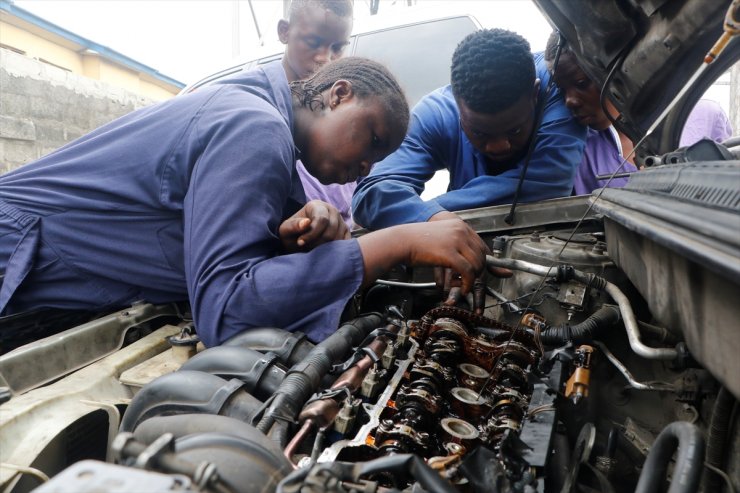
[704,462,737,493]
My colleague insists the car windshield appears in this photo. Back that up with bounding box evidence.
[353,16,477,106]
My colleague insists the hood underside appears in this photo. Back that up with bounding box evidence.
[533,0,738,160]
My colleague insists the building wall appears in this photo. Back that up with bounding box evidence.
[1,48,158,173]
[0,20,84,72]
[0,15,181,100]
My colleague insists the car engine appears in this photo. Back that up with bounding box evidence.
[1,186,739,493]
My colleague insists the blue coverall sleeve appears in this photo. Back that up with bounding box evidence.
[433,112,586,210]
[183,103,364,347]
[353,55,586,229]
[352,96,449,230]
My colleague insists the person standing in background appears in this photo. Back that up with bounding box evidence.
[679,98,733,147]
[279,0,358,229]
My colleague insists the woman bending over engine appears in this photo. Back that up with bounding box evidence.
[0,57,490,346]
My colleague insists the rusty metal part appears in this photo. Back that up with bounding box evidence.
[284,420,313,464]
[428,448,464,472]
[521,312,548,332]
[440,417,479,447]
[450,387,489,422]
[362,306,542,462]
[396,384,441,416]
[428,317,468,344]
[565,345,594,404]
[375,420,430,454]
[298,325,398,427]
[497,340,538,368]
[458,363,490,391]
[419,306,515,339]
[410,359,453,386]
[491,363,529,393]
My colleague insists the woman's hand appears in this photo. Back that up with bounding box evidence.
[358,218,491,296]
[402,219,488,295]
[279,200,349,253]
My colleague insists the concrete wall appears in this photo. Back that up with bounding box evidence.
[1,47,158,173]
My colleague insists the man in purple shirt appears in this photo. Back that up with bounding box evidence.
[679,99,733,147]
[574,128,638,195]
[574,99,734,195]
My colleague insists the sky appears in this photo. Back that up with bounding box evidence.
[13,0,555,86]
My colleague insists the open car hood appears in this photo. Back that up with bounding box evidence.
[532,0,739,161]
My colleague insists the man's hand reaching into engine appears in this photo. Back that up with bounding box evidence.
[279,200,350,253]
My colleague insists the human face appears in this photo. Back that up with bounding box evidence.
[457,88,538,165]
[299,84,405,186]
[552,53,616,130]
[278,5,352,82]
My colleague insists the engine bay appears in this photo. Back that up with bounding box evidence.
[1,194,738,493]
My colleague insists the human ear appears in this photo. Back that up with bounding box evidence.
[533,78,541,104]
[329,80,354,108]
[278,19,290,44]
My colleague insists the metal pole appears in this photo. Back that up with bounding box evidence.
[246,0,263,46]
[231,0,240,59]
[730,62,740,135]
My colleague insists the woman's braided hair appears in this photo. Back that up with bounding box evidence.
[290,57,409,130]
[451,28,535,114]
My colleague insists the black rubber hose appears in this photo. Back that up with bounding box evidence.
[359,454,457,493]
[634,421,705,493]
[270,420,290,449]
[702,387,737,492]
[255,313,383,434]
[540,305,620,345]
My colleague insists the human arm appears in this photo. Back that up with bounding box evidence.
[352,90,454,230]
[183,101,365,347]
[357,218,489,296]
[431,110,586,210]
[430,55,586,210]
[279,199,349,253]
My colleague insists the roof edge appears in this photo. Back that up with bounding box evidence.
[0,0,184,89]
